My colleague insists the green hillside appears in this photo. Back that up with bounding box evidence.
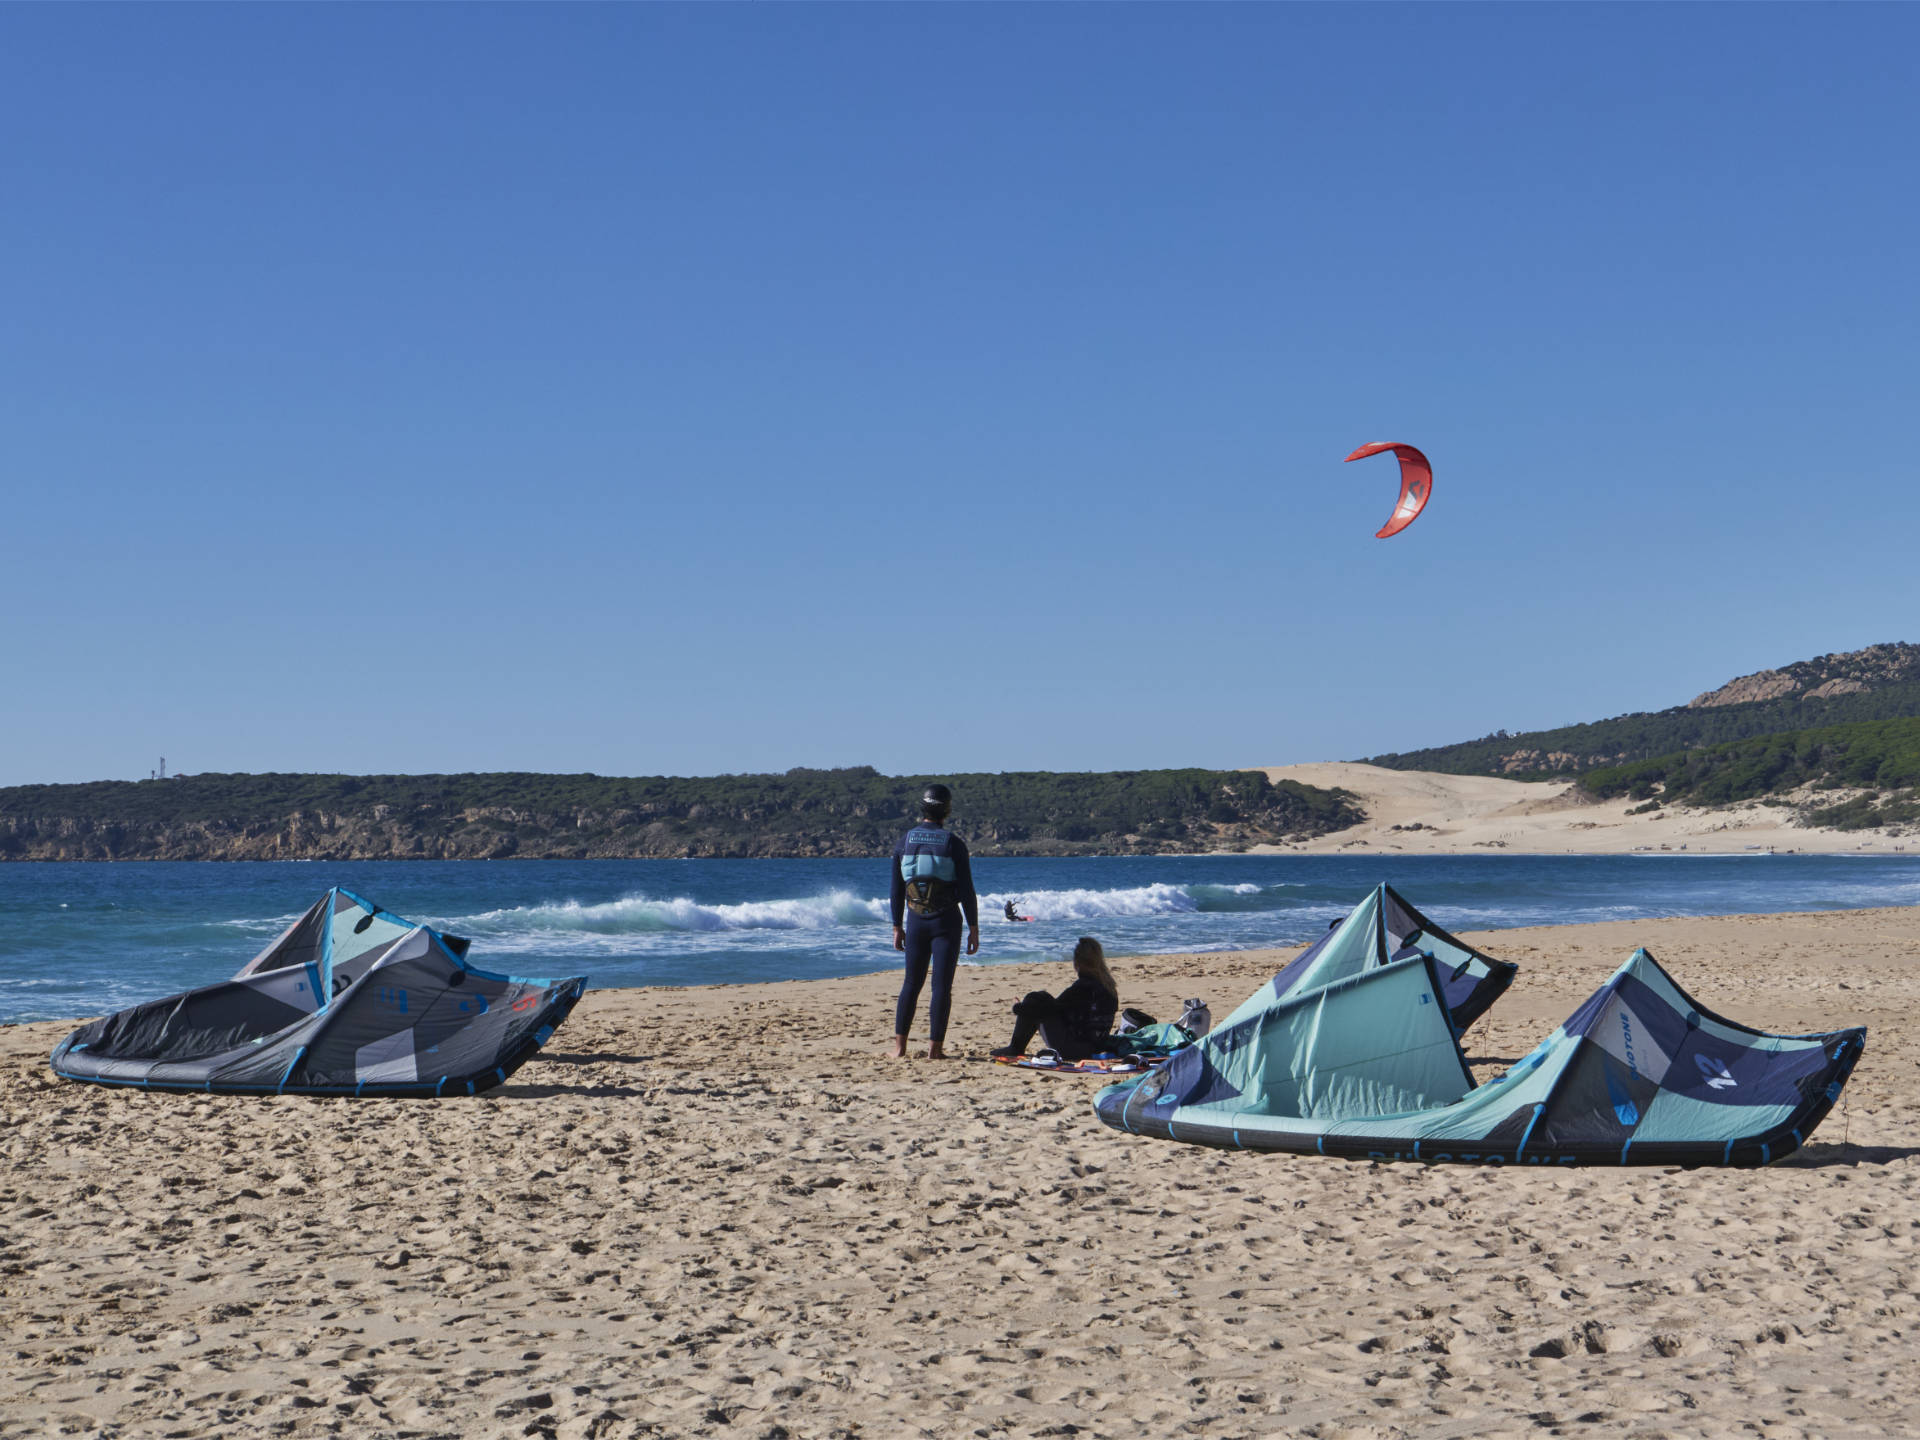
[1578,716,1920,830]
[0,766,1362,862]
[1366,644,1920,779]
[1366,681,1920,778]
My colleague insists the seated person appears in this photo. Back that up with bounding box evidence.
[992,937,1119,1062]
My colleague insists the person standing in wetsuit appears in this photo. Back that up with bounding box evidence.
[889,783,980,1060]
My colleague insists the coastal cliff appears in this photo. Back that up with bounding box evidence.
[0,767,1361,862]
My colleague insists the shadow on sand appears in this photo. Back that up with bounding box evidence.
[537,1049,665,1067]
[1774,1142,1920,1169]
[492,1050,658,1098]
[498,1080,651,1099]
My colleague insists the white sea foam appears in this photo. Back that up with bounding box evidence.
[455,889,888,936]
[981,883,1208,920]
[445,880,1283,944]
[215,912,307,931]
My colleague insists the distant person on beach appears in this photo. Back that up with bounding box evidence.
[992,937,1119,1063]
[890,783,979,1060]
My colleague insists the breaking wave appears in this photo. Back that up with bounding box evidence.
[985,882,1275,920]
[456,890,887,936]
[449,881,1288,939]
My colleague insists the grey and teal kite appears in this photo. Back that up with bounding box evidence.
[50,888,585,1097]
[1096,886,1862,1167]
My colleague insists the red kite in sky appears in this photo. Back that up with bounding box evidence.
[1344,441,1432,538]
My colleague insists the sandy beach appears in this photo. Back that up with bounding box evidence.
[1252,763,1918,856]
[3,906,1917,1439]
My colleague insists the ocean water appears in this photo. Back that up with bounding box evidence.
[3,853,1918,1025]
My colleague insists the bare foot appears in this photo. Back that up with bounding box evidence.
[889,1035,908,1060]
[927,1042,947,1061]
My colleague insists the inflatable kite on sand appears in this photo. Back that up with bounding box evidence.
[1345,441,1432,538]
[1095,918,1864,1167]
[50,888,586,1097]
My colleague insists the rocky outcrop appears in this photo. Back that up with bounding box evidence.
[1688,670,1802,708]
[1689,643,1920,709]
[1807,679,1869,700]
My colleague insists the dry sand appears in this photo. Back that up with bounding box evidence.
[1252,763,1918,856]
[4,906,1918,1440]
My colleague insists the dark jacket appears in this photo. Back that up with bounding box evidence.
[1049,976,1118,1052]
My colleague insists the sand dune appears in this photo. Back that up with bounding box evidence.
[3,906,1916,1438]
[1255,762,1917,855]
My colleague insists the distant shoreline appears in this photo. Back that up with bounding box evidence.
[1245,762,1916,856]
[2,842,1910,863]
[1,761,1912,861]
[0,765,1360,862]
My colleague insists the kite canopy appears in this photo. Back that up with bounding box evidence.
[50,888,586,1097]
[1345,441,1432,538]
[1096,942,1863,1168]
[1231,883,1516,1036]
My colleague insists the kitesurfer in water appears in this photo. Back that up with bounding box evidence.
[1004,899,1022,923]
[889,784,980,1060]
[991,937,1119,1062]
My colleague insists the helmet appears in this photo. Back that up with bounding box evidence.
[920,783,952,820]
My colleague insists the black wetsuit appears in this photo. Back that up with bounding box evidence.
[1005,976,1118,1061]
[889,824,979,1043]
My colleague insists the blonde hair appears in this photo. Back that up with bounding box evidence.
[1072,937,1118,1000]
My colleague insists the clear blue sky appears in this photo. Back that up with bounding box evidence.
[3,5,1915,785]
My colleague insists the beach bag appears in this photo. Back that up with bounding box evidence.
[1116,1007,1157,1035]
[1177,998,1212,1037]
